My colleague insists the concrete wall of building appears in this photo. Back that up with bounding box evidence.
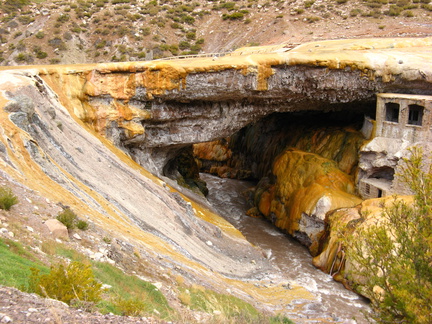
[376,93,432,143]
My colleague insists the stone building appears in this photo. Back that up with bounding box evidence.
[358,93,432,199]
[375,93,432,143]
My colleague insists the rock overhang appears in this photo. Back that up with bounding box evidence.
[4,37,431,175]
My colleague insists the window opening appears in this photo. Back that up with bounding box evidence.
[408,104,424,126]
[365,183,370,195]
[385,102,400,122]
[378,189,383,198]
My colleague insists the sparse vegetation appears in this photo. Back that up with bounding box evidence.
[29,261,102,305]
[56,208,77,229]
[0,0,429,65]
[343,147,432,323]
[0,186,18,210]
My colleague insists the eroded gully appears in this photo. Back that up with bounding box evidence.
[200,173,370,323]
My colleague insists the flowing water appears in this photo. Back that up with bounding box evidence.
[201,173,370,323]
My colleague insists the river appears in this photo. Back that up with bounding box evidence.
[201,173,370,323]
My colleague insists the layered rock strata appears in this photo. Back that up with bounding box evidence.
[31,37,432,176]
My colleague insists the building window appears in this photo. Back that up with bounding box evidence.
[365,183,370,195]
[408,104,424,126]
[385,102,400,122]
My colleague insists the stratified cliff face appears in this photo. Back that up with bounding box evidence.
[36,37,432,176]
[0,69,274,293]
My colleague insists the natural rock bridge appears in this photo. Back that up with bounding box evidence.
[39,37,432,174]
[1,37,431,321]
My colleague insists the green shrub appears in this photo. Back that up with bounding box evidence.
[141,27,151,36]
[181,15,195,24]
[186,31,196,40]
[29,261,102,305]
[56,208,77,230]
[344,147,432,323]
[35,51,47,59]
[179,40,190,50]
[219,1,237,10]
[222,12,245,20]
[57,14,70,23]
[35,31,45,39]
[76,220,89,230]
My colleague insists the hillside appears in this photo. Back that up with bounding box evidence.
[0,0,431,65]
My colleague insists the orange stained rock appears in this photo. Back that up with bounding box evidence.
[193,140,232,162]
[2,37,429,142]
[312,194,414,283]
[259,149,361,238]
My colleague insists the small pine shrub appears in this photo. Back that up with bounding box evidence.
[29,261,102,305]
[35,31,44,39]
[0,186,18,210]
[56,208,77,230]
[179,40,190,50]
[186,31,196,40]
[35,51,47,59]
[76,220,89,230]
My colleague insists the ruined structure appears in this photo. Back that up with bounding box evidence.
[358,93,432,199]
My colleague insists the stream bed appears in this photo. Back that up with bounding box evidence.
[201,173,370,323]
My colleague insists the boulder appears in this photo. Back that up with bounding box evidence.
[44,219,69,240]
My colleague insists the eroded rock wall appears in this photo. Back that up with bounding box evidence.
[0,69,273,285]
[36,37,432,176]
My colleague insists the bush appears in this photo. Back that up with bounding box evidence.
[113,297,146,316]
[35,31,45,39]
[15,52,33,63]
[29,261,102,305]
[186,31,196,40]
[57,14,70,23]
[179,40,190,50]
[76,220,89,230]
[35,51,47,59]
[344,147,432,323]
[222,12,245,20]
[56,208,77,230]
[0,187,18,211]
[181,15,195,24]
